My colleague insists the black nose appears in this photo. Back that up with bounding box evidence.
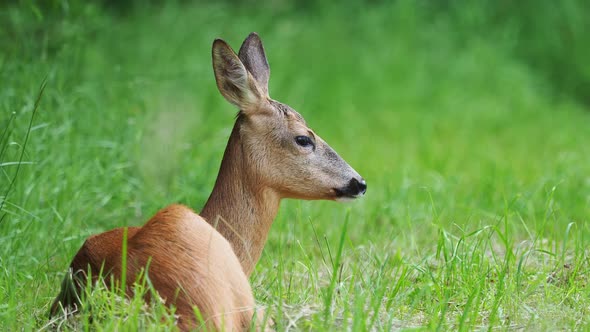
[351,178,367,196]
[334,178,367,198]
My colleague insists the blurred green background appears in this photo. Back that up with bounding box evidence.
[1,0,589,330]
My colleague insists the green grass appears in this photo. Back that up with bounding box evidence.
[2,1,590,330]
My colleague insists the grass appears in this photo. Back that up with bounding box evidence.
[1,1,590,330]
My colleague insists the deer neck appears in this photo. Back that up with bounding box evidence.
[200,117,281,276]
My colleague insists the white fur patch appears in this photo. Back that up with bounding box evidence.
[335,193,364,203]
[227,64,258,106]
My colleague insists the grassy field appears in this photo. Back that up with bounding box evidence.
[2,1,590,330]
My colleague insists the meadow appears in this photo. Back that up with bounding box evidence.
[1,1,590,330]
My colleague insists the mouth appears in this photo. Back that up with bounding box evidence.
[333,190,364,202]
[333,188,364,199]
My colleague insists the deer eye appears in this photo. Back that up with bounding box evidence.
[295,135,314,148]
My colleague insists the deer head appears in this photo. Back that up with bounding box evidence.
[211,33,366,201]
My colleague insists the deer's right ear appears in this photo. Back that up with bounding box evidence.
[238,32,270,96]
[212,39,263,112]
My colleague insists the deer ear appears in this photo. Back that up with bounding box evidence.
[212,39,263,111]
[238,32,270,96]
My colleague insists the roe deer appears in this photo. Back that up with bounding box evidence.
[50,32,366,331]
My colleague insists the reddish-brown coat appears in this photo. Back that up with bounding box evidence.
[52,205,258,331]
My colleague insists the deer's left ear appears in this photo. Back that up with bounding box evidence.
[212,39,263,112]
[238,32,270,97]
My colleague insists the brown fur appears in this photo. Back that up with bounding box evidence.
[50,206,257,331]
[50,32,365,331]
[117,205,258,330]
